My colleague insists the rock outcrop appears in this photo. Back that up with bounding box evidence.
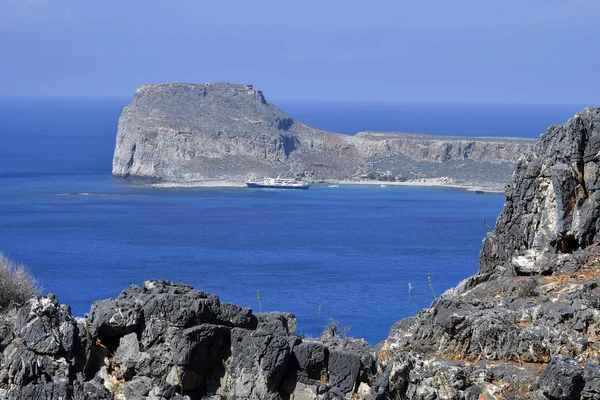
[480,108,600,277]
[112,83,535,188]
[0,281,378,400]
[380,107,600,398]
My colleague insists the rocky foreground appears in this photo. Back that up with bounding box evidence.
[112,83,535,190]
[2,108,600,399]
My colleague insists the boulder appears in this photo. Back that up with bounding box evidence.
[539,355,584,400]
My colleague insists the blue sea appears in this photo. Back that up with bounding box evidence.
[0,97,589,343]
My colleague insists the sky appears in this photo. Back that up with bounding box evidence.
[1,0,599,103]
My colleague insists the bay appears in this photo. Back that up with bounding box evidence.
[0,97,579,343]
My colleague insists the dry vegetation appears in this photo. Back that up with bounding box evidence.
[0,253,40,312]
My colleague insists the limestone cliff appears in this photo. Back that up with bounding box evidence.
[381,108,600,398]
[112,83,535,187]
[480,107,600,276]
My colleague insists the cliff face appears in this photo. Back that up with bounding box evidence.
[480,108,600,276]
[112,83,535,187]
[382,108,600,399]
[113,83,360,181]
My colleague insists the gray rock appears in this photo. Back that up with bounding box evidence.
[88,297,141,338]
[114,332,146,378]
[15,295,78,355]
[123,376,154,397]
[326,348,361,393]
[539,355,584,400]
[583,363,600,400]
[480,108,600,278]
[463,385,483,400]
[6,381,72,400]
[79,376,112,400]
[257,312,297,336]
[292,341,328,381]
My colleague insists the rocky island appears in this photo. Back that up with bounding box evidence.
[1,107,600,399]
[112,83,536,191]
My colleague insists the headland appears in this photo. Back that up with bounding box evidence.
[112,83,536,191]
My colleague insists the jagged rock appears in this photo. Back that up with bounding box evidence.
[380,108,600,399]
[463,385,483,400]
[112,83,533,188]
[583,363,600,399]
[326,348,361,393]
[291,340,328,381]
[15,294,78,355]
[257,312,297,336]
[480,108,600,277]
[5,381,72,400]
[113,332,147,379]
[89,297,141,338]
[80,376,112,400]
[539,355,584,400]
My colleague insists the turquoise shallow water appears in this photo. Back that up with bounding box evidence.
[1,97,577,343]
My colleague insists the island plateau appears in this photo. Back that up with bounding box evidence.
[112,83,536,190]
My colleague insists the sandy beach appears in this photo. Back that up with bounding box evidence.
[335,178,504,193]
[139,177,503,193]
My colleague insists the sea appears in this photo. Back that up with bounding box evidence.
[0,97,591,344]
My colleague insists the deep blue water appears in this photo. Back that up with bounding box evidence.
[0,97,584,343]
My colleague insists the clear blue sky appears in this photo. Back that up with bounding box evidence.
[1,0,598,103]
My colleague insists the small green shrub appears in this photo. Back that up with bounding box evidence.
[0,253,41,312]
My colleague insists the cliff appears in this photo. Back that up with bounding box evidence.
[382,107,600,398]
[3,108,600,399]
[112,83,535,188]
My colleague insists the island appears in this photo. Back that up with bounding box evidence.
[112,83,536,191]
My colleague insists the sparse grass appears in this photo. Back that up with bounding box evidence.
[0,253,41,312]
[516,277,538,298]
[321,318,353,339]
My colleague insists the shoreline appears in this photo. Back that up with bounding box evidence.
[335,178,504,193]
[140,178,504,193]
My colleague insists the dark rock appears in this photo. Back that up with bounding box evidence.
[6,381,72,400]
[292,340,328,381]
[327,348,361,393]
[583,363,600,400]
[539,355,584,400]
[464,385,483,400]
[113,332,146,379]
[88,297,141,338]
[123,376,154,397]
[257,312,297,336]
[15,295,78,355]
[80,376,112,400]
